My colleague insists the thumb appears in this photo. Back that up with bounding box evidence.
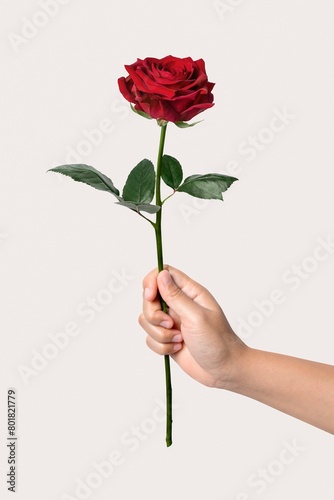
[157,270,200,319]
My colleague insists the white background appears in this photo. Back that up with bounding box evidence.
[1,1,333,499]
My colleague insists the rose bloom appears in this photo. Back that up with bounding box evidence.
[118,55,215,123]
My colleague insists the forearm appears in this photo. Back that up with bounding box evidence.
[224,347,334,434]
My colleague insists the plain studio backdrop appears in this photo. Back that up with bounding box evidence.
[0,1,333,499]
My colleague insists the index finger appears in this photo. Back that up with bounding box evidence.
[142,267,159,302]
[142,267,173,328]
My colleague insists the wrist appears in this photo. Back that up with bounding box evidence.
[215,342,253,391]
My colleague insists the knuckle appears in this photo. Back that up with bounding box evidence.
[146,335,172,356]
[152,310,165,325]
[142,268,158,289]
[168,285,183,301]
[138,313,144,325]
[145,335,155,350]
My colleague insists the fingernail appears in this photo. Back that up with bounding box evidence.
[161,270,172,286]
[160,320,172,329]
[172,334,182,342]
[173,343,182,352]
[144,288,151,300]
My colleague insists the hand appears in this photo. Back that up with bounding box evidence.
[139,266,334,433]
[139,265,247,388]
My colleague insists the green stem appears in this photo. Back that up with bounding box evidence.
[138,211,156,228]
[154,123,173,447]
[161,191,176,205]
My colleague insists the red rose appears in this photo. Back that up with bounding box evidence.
[118,55,215,123]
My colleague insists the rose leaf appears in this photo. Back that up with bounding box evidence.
[122,159,155,204]
[116,200,160,214]
[177,173,238,200]
[48,164,120,197]
[161,155,183,189]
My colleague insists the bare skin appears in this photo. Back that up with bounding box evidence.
[138,265,334,434]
